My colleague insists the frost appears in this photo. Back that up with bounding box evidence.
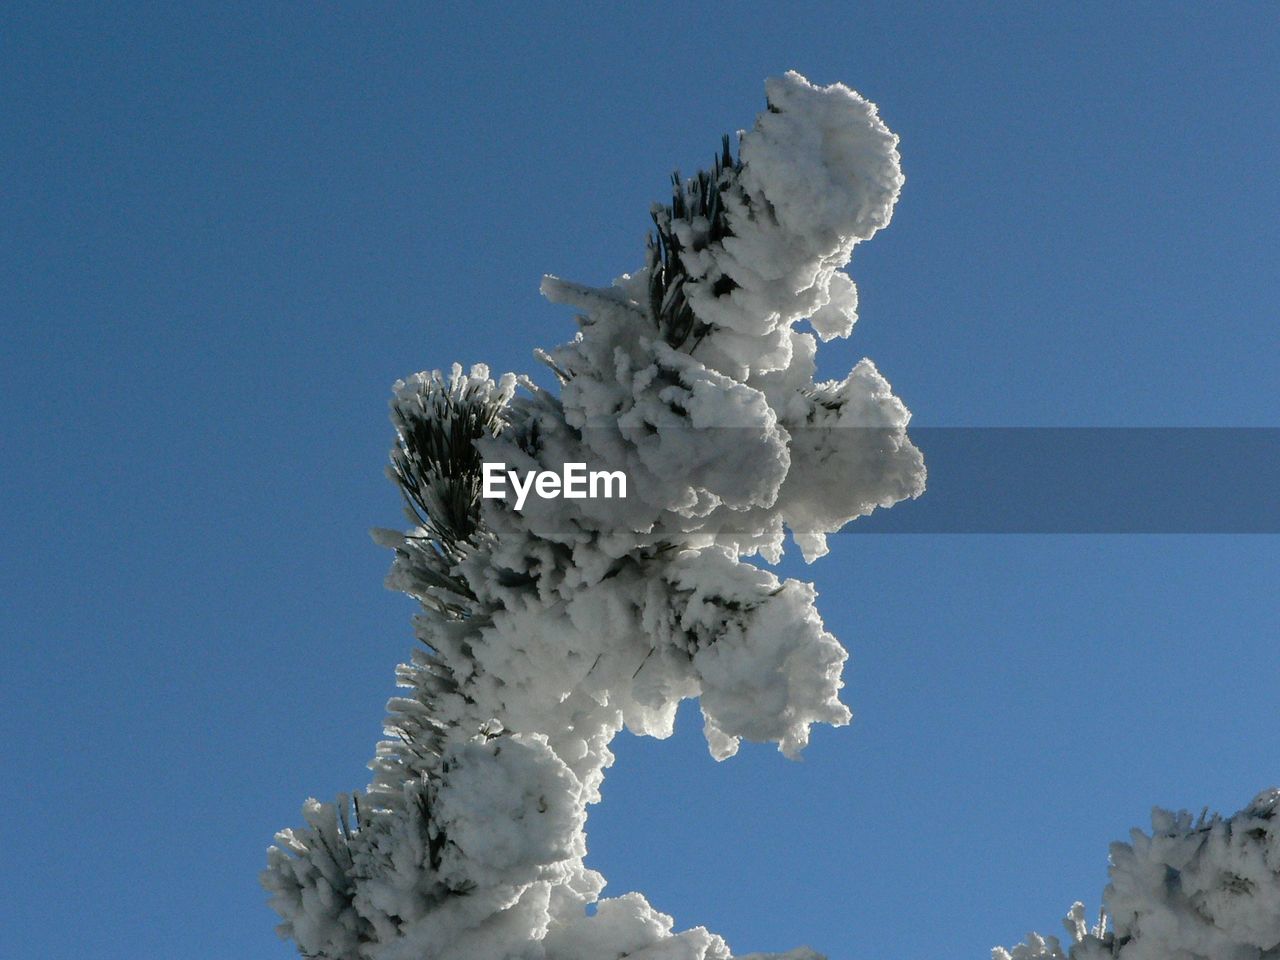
[996,790,1280,960]
[264,66,1280,960]
[264,71,923,959]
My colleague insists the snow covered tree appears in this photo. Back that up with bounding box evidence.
[263,72,1280,960]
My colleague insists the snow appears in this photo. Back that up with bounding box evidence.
[995,790,1280,960]
[264,70,923,959]
[265,65,1280,960]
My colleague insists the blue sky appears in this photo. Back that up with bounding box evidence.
[3,4,1277,958]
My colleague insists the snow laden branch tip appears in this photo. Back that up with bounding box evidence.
[264,70,922,960]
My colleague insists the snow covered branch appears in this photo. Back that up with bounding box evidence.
[264,70,920,960]
[997,790,1280,960]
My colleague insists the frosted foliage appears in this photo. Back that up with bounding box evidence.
[996,790,1280,960]
[263,68,1280,960]
[262,71,923,959]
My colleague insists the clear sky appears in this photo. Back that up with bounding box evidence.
[3,4,1277,959]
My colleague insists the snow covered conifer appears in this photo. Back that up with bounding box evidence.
[265,70,923,960]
